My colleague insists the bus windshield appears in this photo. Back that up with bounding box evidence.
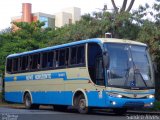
[105,43,154,89]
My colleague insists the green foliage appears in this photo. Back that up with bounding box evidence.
[148,101,160,111]
[0,21,55,73]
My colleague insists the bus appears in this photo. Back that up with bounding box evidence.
[4,38,155,114]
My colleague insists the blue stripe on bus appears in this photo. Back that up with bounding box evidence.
[5,72,89,82]
[5,91,155,108]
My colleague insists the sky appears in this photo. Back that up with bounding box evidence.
[0,0,154,31]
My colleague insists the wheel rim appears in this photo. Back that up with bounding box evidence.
[25,95,31,107]
[79,99,87,111]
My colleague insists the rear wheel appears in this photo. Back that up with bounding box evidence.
[24,93,32,109]
[77,94,89,114]
[24,93,39,109]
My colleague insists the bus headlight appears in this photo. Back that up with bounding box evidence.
[111,101,116,105]
[147,95,154,99]
[108,93,123,98]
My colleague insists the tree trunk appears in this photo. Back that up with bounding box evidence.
[126,0,135,12]
[120,0,127,12]
[111,0,118,13]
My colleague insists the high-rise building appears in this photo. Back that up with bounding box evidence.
[11,3,81,30]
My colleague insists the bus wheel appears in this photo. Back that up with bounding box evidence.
[24,93,32,109]
[77,94,89,114]
[113,108,127,115]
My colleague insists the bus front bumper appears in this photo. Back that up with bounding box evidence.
[107,96,155,108]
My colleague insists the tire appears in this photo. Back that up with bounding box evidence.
[24,93,39,109]
[24,93,32,109]
[77,94,89,114]
[113,108,127,115]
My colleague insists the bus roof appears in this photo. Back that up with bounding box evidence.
[7,38,147,58]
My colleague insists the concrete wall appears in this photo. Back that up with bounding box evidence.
[55,12,72,28]
[62,7,81,24]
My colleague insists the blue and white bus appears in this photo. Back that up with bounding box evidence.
[5,38,155,114]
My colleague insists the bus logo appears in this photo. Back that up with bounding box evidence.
[134,94,137,98]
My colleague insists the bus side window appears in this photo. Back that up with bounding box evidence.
[77,45,85,64]
[88,43,104,85]
[48,51,54,68]
[55,50,59,67]
[42,52,48,68]
[13,58,19,72]
[6,58,12,73]
[95,56,105,85]
[70,47,77,65]
[59,49,66,66]
[20,56,29,71]
[65,48,69,66]
[31,53,40,70]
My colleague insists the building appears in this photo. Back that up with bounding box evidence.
[55,7,81,28]
[11,3,81,30]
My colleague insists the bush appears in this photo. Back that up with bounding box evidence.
[153,101,160,111]
[148,101,160,111]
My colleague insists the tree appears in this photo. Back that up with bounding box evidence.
[111,0,135,13]
[132,0,160,100]
[0,21,56,73]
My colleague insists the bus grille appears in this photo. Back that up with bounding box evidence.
[124,102,144,108]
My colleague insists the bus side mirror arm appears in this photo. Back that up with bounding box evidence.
[103,51,109,68]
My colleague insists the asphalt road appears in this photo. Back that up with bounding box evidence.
[0,106,159,120]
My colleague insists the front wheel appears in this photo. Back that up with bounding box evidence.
[77,94,89,114]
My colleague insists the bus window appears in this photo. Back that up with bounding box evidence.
[42,52,48,68]
[55,50,59,67]
[48,51,54,68]
[7,59,12,73]
[20,56,29,71]
[13,58,19,72]
[88,43,104,85]
[59,49,66,66]
[95,56,105,85]
[77,46,85,64]
[31,53,40,70]
[65,48,69,66]
[71,47,77,65]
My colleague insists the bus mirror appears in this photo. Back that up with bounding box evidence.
[103,51,109,68]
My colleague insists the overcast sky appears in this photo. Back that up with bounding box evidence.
[0,0,154,30]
